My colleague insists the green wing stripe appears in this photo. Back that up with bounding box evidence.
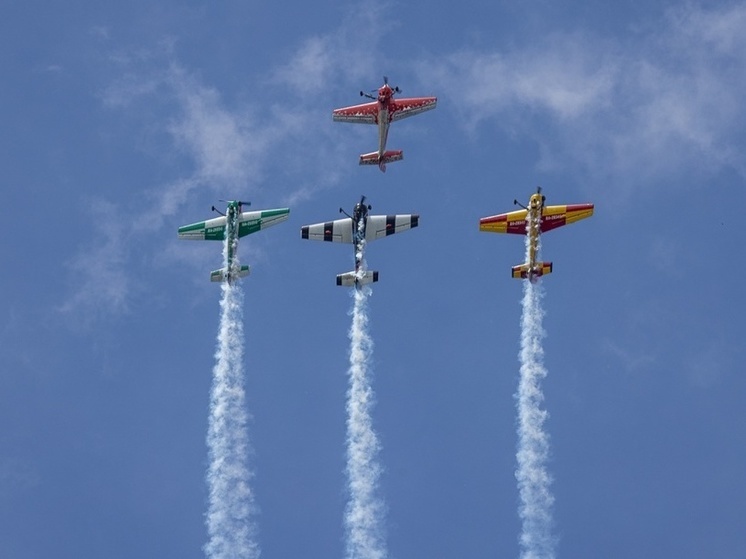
[178,221,227,241]
[178,221,206,235]
[237,208,290,238]
[260,208,290,218]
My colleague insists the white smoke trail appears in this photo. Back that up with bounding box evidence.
[204,240,259,559]
[515,216,556,559]
[344,285,387,559]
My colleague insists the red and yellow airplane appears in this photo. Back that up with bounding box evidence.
[332,76,436,172]
[479,187,593,281]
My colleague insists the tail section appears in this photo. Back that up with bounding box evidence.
[210,265,250,283]
[359,150,403,172]
[336,270,379,287]
[511,262,552,280]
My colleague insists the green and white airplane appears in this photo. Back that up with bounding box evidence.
[178,200,290,283]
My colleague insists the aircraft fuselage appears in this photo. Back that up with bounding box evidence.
[224,202,242,283]
[375,85,394,160]
[351,200,369,278]
[377,105,390,158]
[526,192,545,281]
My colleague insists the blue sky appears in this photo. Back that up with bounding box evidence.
[2,1,746,557]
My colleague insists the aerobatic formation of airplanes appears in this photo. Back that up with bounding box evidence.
[174,80,596,287]
[178,200,290,283]
[300,196,419,287]
[479,187,594,282]
[333,76,437,172]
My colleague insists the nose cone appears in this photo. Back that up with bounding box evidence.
[378,84,393,101]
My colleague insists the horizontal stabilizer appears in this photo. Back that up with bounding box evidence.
[511,262,552,280]
[359,150,403,166]
[210,265,250,283]
[336,270,379,287]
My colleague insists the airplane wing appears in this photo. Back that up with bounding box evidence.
[479,203,594,234]
[178,208,290,241]
[236,208,290,238]
[390,97,437,122]
[364,214,419,242]
[332,102,379,124]
[539,204,594,233]
[178,215,228,240]
[301,218,355,243]
[479,209,529,235]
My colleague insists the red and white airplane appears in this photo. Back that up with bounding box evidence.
[332,76,437,172]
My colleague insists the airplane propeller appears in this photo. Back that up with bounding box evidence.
[384,76,401,93]
[213,200,251,216]
[360,76,400,98]
[218,199,251,206]
[383,76,401,93]
[536,186,546,203]
[339,195,372,217]
[514,187,545,209]
[358,194,372,211]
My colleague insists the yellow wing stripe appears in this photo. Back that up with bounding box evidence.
[564,204,594,224]
[479,209,527,234]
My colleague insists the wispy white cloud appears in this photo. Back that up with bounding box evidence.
[273,37,335,93]
[685,341,732,388]
[58,198,132,320]
[600,338,657,374]
[89,25,111,41]
[665,3,746,55]
[62,3,394,320]
[433,35,617,123]
[167,66,265,186]
[271,3,395,93]
[421,3,746,188]
[63,57,293,317]
[103,59,267,199]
